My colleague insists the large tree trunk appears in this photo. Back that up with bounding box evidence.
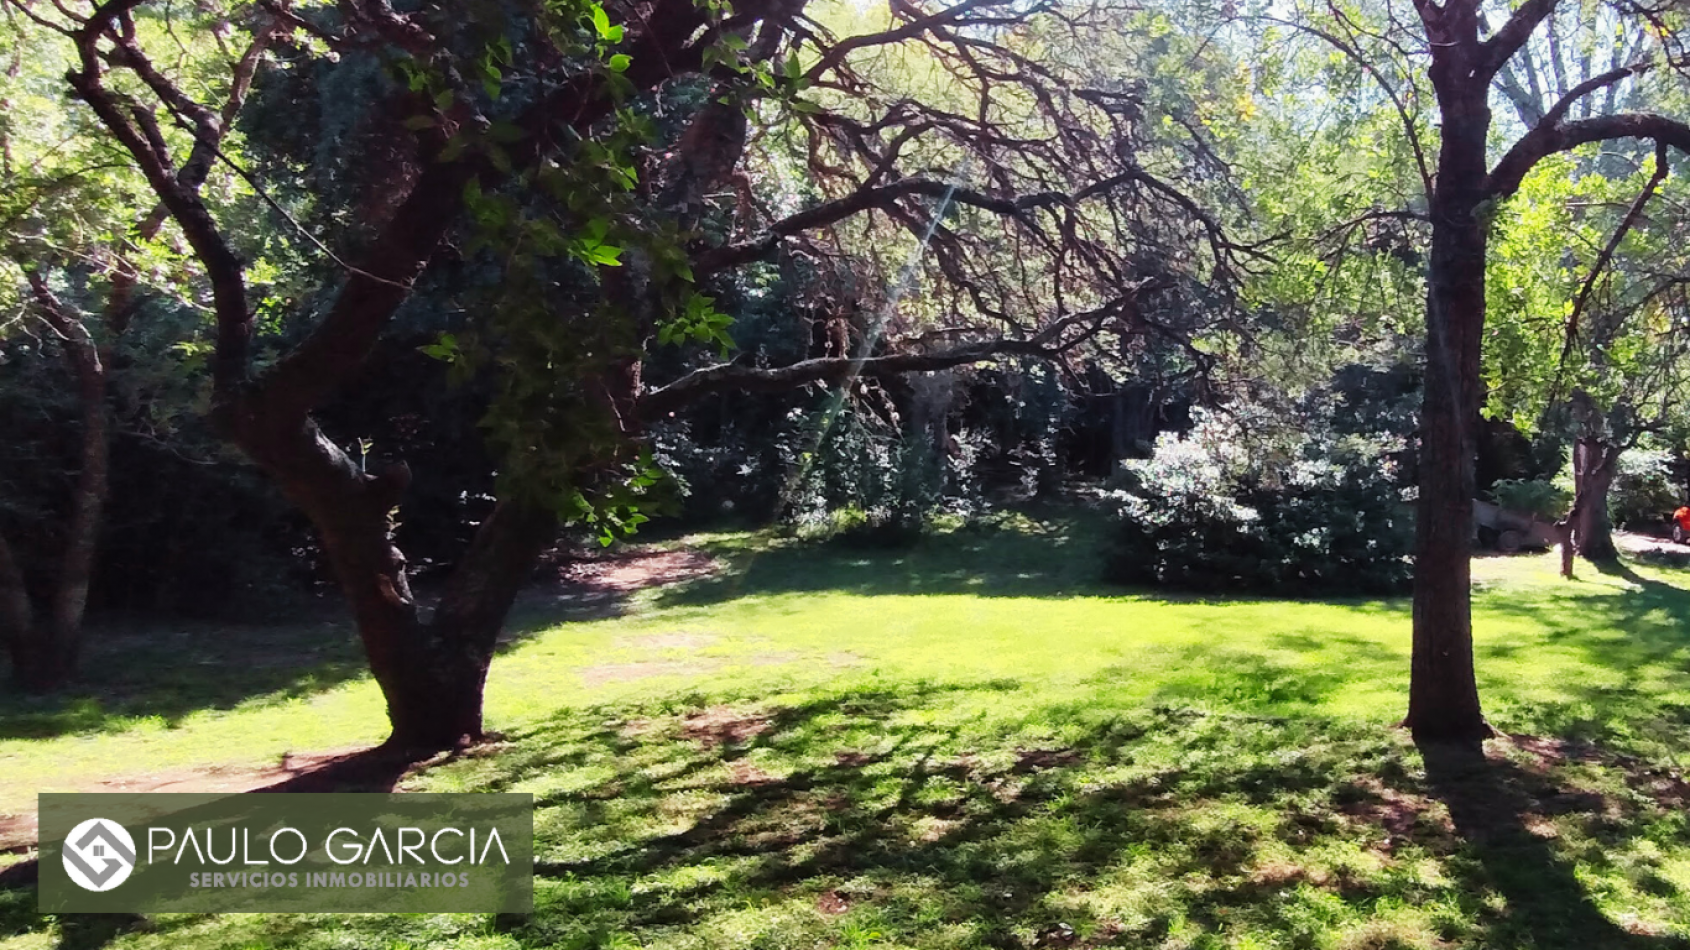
[1405,61,1492,744]
[229,409,552,751]
[1570,437,1619,562]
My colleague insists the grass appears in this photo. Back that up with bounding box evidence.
[2,509,1688,948]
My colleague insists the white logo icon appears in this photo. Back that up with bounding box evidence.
[62,818,136,891]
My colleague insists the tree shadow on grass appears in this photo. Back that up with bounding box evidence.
[1137,644,1356,710]
[463,683,1688,949]
[0,530,731,744]
[1417,738,1681,948]
[643,513,1105,607]
[5,682,1686,948]
[0,743,433,949]
[0,593,590,743]
[647,513,1406,612]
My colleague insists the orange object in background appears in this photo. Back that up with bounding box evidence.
[1673,507,1690,544]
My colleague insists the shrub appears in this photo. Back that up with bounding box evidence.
[1487,478,1569,521]
[1611,449,1680,529]
[808,504,928,549]
[1104,404,1414,596]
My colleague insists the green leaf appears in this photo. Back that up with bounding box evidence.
[419,332,459,363]
[402,115,436,130]
[487,120,525,143]
[433,89,454,111]
[608,53,631,72]
[591,4,612,38]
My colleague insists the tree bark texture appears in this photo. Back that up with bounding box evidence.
[1570,438,1619,561]
[226,406,553,750]
[1406,30,1492,744]
[1559,436,1621,576]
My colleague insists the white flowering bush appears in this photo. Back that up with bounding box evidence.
[1611,449,1680,529]
[1104,405,1414,595]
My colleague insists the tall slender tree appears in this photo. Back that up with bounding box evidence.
[0,7,274,687]
[1254,0,1690,741]
[1405,0,1690,741]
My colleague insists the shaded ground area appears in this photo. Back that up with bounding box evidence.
[0,545,721,748]
[510,546,723,626]
[0,615,372,743]
[0,547,726,851]
[7,685,1684,949]
[2,517,1689,947]
[654,511,1109,607]
[550,548,721,595]
[1616,530,1690,570]
[0,745,405,853]
[443,696,1690,948]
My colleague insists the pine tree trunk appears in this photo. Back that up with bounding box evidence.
[1404,67,1492,744]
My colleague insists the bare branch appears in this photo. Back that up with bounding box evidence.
[639,302,1129,417]
[1477,0,1559,80]
[1559,140,1669,368]
[64,32,251,396]
[1536,62,1652,131]
[803,0,1015,83]
[1258,13,1434,199]
[1486,111,1690,199]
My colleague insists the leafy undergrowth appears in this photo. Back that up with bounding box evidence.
[4,686,1690,949]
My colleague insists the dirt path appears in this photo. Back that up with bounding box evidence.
[0,746,401,854]
[550,548,720,592]
[1613,529,1690,557]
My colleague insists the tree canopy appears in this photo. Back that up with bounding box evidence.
[6,0,1690,753]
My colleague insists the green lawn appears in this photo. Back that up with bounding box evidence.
[3,512,1689,948]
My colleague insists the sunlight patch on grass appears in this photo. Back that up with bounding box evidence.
[3,518,1690,947]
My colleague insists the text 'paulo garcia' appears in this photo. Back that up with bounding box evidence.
[147,825,513,867]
